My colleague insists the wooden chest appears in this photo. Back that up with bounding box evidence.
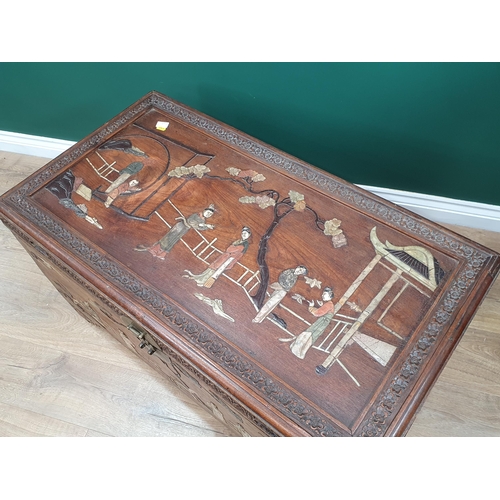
[1,91,498,437]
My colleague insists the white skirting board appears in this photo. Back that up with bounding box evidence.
[1,129,499,233]
[357,185,500,233]
[0,130,75,159]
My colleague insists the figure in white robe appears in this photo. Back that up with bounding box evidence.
[104,179,141,207]
[252,265,307,323]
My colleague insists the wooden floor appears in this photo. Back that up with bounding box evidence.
[1,150,499,437]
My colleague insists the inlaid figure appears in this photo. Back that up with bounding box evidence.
[135,205,215,260]
[252,265,307,323]
[45,170,102,228]
[184,227,251,288]
[104,179,141,208]
[290,287,335,359]
[104,161,144,194]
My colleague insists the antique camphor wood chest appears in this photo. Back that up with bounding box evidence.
[1,91,499,437]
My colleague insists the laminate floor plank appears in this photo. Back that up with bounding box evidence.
[0,331,228,437]
[0,400,92,437]
[0,151,48,193]
[1,150,499,437]
[84,429,112,437]
[0,249,163,373]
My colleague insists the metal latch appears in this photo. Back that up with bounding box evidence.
[127,324,156,355]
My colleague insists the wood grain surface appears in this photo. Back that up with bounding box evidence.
[1,150,499,437]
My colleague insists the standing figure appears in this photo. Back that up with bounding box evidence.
[134,205,215,260]
[252,265,308,323]
[184,227,251,288]
[290,287,335,359]
[104,179,141,208]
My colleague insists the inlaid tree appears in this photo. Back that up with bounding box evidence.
[216,168,348,310]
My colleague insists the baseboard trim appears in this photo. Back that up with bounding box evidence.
[357,185,500,233]
[1,130,499,232]
[0,130,75,159]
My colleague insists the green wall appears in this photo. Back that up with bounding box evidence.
[1,63,499,206]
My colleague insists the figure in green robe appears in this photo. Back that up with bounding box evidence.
[290,287,335,359]
[134,205,215,260]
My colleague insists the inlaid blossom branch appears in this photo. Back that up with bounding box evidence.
[289,190,306,212]
[239,195,276,209]
[169,164,211,179]
[226,167,266,183]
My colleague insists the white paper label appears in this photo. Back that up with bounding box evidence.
[156,121,170,131]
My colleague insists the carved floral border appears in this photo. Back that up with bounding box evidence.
[4,92,495,436]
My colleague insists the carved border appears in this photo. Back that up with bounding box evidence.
[3,92,496,436]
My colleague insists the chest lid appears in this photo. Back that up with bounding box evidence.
[1,91,499,436]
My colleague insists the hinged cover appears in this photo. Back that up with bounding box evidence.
[1,91,499,436]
